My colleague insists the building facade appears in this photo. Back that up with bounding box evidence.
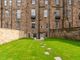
[0,0,80,38]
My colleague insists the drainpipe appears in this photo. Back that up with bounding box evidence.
[11,0,12,29]
[1,0,3,28]
[62,0,65,31]
[38,0,40,39]
[48,0,50,37]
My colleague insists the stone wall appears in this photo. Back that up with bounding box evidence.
[50,30,80,40]
[0,28,26,44]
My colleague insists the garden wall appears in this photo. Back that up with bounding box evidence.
[0,28,26,44]
[50,31,80,40]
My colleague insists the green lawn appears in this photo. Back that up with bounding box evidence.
[0,38,80,60]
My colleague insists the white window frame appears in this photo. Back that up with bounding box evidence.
[31,9,36,16]
[54,10,60,16]
[6,10,9,17]
[16,10,21,19]
[32,0,36,4]
[4,0,7,6]
[9,0,12,6]
[16,0,21,6]
[45,0,48,4]
[68,0,72,5]
[44,10,48,17]
[54,0,59,5]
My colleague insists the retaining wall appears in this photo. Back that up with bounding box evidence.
[50,31,80,40]
[0,28,26,44]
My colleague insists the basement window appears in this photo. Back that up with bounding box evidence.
[33,33,36,38]
[16,21,20,30]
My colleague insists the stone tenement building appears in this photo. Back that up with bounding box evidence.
[0,0,80,38]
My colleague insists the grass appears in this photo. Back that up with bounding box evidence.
[0,38,80,60]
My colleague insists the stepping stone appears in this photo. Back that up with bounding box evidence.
[43,44,46,46]
[54,57,62,60]
[32,56,36,59]
[40,42,44,45]
[44,51,50,55]
[40,37,44,40]
[41,45,45,48]
[34,38,37,40]
[41,44,46,47]
[47,48,52,51]
[40,43,43,45]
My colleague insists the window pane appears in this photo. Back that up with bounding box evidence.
[32,0,35,4]
[54,10,59,16]
[4,0,7,6]
[45,0,48,4]
[16,0,21,6]
[6,10,9,17]
[0,0,1,5]
[44,10,48,17]
[32,23,36,28]
[9,0,12,6]
[54,0,59,5]
[67,0,72,5]
[31,9,36,16]
[16,10,21,19]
